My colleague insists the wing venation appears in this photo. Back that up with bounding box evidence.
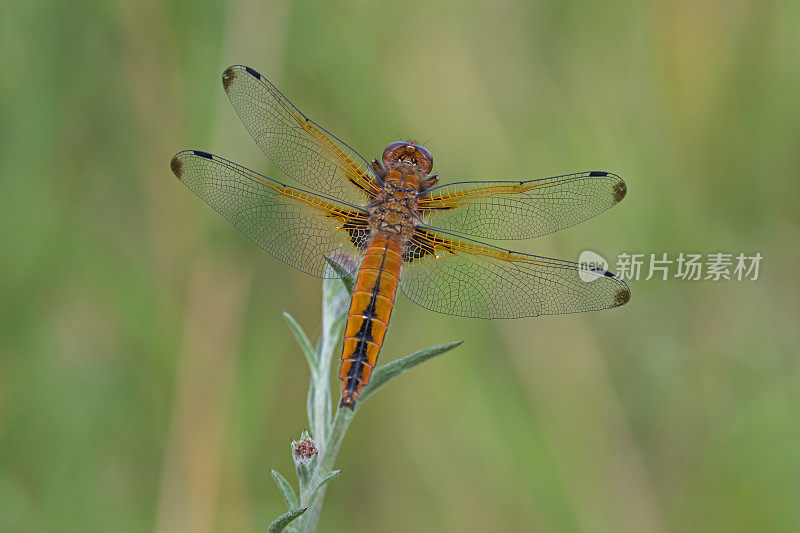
[400,227,630,318]
[418,171,626,240]
[221,65,380,205]
[170,150,369,278]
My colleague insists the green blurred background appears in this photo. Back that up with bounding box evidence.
[2,0,799,531]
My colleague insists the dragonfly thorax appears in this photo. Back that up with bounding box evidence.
[368,179,420,239]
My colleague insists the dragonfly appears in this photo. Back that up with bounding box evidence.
[170,65,630,410]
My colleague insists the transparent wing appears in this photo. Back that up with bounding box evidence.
[418,171,627,240]
[221,65,380,205]
[170,150,371,278]
[400,227,630,318]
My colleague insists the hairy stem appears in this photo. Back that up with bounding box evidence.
[269,258,462,532]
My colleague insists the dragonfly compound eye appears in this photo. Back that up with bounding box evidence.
[382,141,434,175]
[414,144,434,174]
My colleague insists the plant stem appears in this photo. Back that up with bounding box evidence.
[271,258,462,532]
[298,407,355,532]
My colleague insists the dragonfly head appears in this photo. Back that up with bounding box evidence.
[382,140,434,175]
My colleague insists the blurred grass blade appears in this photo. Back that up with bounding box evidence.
[283,312,318,371]
[270,469,299,510]
[309,470,341,501]
[358,341,463,404]
[268,506,307,533]
[324,256,356,294]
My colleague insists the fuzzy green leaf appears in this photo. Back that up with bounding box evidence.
[268,506,307,533]
[309,470,341,501]
[283,312,317,372]
[270,469,299,510]
[357,340,464,405]
[324,256,356,294]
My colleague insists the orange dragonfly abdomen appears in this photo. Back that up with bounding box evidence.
[339,231,403,408]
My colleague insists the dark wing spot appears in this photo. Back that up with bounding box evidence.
[170,155,183,179]
[613,180,627,203]
[589,171,608,177]
[403,232,436,262]
[343,221,370,251]
[612,287,631,308]
[604,270,615,278]
[221,66,237,92]
[403,228,454,262]
[245,66,261,79]
[403,239,431,262]
[421,204,456,211]
[347,176,379,198]
[193,150,213,159]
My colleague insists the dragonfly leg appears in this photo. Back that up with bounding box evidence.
[425,174,439,189]
[371,159,388,180]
